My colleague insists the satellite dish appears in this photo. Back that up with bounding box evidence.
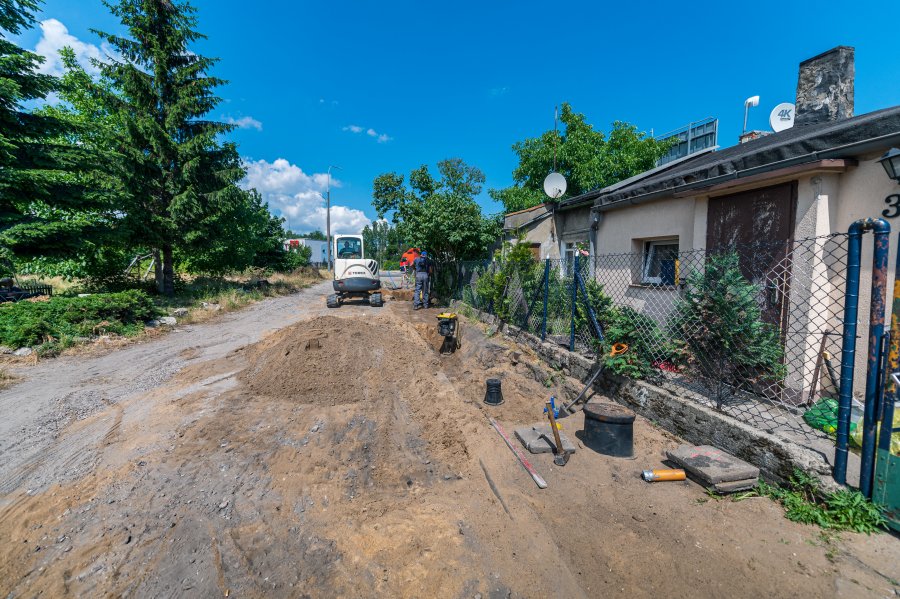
[543,172,567,199]
[769,102,795,132]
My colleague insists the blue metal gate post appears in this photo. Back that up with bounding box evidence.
[860,220,890,498]
[836,222,866,484]
[570,255,578,351]
[541,259,549,341]
[836,218,890,488]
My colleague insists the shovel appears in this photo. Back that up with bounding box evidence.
[556,364,604,419]
[545,401,570,466]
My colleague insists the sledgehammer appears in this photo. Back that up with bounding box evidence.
[545,401,570,466]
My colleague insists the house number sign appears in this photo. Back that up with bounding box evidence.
[883,194,900,219]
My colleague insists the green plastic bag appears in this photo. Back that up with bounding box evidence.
[804,398,856,436]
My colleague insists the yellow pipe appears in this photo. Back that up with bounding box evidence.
[641,468,687,482]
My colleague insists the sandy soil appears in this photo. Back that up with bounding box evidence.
[0,283,898,598]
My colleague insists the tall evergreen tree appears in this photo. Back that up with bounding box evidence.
[0,0,95,267]
[94,0,243,295]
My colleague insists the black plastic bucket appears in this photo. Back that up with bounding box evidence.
[582,402,635,457]
[484,379,504,406]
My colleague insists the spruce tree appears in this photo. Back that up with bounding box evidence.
[94,0,242,295]
[671,252,786,408]
[0,0,94,266]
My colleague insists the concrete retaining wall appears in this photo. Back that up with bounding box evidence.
[457,302,838,490]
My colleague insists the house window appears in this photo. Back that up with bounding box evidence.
[563,241,588,275]
[641,239,679,285]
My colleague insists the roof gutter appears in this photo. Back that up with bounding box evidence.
[596,130,900,212]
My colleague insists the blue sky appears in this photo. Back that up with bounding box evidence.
[16,0,900,233]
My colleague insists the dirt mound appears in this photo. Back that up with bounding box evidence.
[239,315,432,405]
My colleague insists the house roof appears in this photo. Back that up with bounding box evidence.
[503,202,552,231]
[504,202,548,217]
[558,105,900,211]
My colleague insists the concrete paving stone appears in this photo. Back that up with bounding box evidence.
[666,444,759,484]
[711,478,759,494]
[515,423,577,454]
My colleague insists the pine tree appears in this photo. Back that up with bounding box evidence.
[671,252,786,408]
[94,0,243,295]
[0,0,95,266]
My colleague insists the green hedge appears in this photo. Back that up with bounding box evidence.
[0,290,160,348]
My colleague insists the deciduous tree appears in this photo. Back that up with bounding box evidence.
[372,158,499,264]
[490,103,673,213]
[362,220,400,265]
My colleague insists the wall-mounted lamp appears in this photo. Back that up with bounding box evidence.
[879,148,900,183]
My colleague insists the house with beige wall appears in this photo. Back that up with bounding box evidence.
[504,46,900,400]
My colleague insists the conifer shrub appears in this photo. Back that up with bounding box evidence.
[671,252,785,408]
[0,290,159,348]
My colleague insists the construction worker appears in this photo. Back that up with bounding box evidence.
[412,250,433,310]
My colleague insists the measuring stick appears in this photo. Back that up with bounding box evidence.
[489,418,547,489]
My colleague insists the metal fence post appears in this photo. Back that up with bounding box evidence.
[570,254,578,351]
[541,258,549,341]
[487,262,496,315]
[860,220,890,498]
[836,218,890,490]
[575,265,604,342]
[835,223,864,485]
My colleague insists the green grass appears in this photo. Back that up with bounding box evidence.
[739,469,887,534]
[0,269,323,357]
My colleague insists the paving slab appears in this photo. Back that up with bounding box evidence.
[515,423,577,454]
[666,444,759,484]
[711,478,759,494]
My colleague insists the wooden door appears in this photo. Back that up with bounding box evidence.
[706,181,797,329]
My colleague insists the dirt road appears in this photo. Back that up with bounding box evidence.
[1,283,898,598]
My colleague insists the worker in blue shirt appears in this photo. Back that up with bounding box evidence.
[412,251,433,310]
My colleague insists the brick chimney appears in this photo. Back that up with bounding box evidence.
[794,46,854,126]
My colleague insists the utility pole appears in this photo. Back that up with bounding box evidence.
[326,165,341,271]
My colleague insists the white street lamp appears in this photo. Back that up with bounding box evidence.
[326,165,342,271]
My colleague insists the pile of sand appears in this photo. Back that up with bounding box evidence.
[239,315,432,406]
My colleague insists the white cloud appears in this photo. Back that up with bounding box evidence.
[343,124,392,143]
[34,18,111,77]
[224,115,263,131]
[241,158,370,234]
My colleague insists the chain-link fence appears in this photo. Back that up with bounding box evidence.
[450,234,853,443]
